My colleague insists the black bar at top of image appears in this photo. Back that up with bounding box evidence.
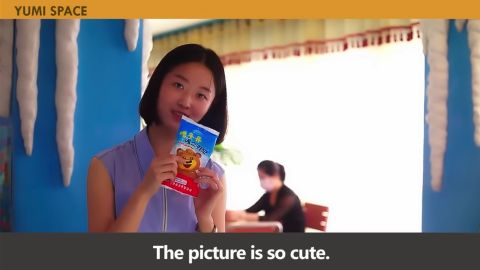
[0,233,479,270]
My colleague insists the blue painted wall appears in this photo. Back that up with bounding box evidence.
[423,20,480,232]
[11,20,142,232]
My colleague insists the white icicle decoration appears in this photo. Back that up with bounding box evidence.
[16,20,41,156]
[124,19,140,51]
[55,20,80,187]
[420,20,449,191]
[455,20,467,32]
[468,20,480,146]
[141,19,153,95]
[0,20,14,117]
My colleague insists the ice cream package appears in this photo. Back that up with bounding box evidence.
[162,115,219,197]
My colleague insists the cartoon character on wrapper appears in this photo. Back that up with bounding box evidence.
[162,115,219,197]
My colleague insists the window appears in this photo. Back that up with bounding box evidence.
[222,39,425,232]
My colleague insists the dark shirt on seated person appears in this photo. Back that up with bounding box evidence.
[246,185,305,232]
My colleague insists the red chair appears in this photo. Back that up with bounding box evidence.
[303,203,329,232]
[226,221,283,233]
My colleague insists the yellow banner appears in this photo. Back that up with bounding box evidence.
[1,0,480,18]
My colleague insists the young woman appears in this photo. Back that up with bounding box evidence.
[227,160,305,232]
[87,44,228,233]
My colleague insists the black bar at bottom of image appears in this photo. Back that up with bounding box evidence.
[0,233,478,270]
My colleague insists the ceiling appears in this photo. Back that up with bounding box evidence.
[147,19,211,36]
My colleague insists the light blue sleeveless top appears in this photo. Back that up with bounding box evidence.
[96,128,224,232]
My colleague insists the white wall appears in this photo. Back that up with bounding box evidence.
[221,40,425,232]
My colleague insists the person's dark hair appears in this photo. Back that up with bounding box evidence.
[257,160,286,182]
[139,43,228,144]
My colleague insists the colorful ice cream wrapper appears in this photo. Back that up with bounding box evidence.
[162,115,219,197]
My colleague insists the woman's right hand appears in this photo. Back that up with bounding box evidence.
[138,155,183,198]
[225,210,246,222]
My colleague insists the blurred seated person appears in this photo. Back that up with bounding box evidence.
[226,160,305,232]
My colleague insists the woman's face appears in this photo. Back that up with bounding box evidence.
[258,170,281,192]
[157,62,216,131]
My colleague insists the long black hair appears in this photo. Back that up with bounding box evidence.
[139,44,228,144]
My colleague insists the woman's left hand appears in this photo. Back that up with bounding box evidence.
[193,167,224,231]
